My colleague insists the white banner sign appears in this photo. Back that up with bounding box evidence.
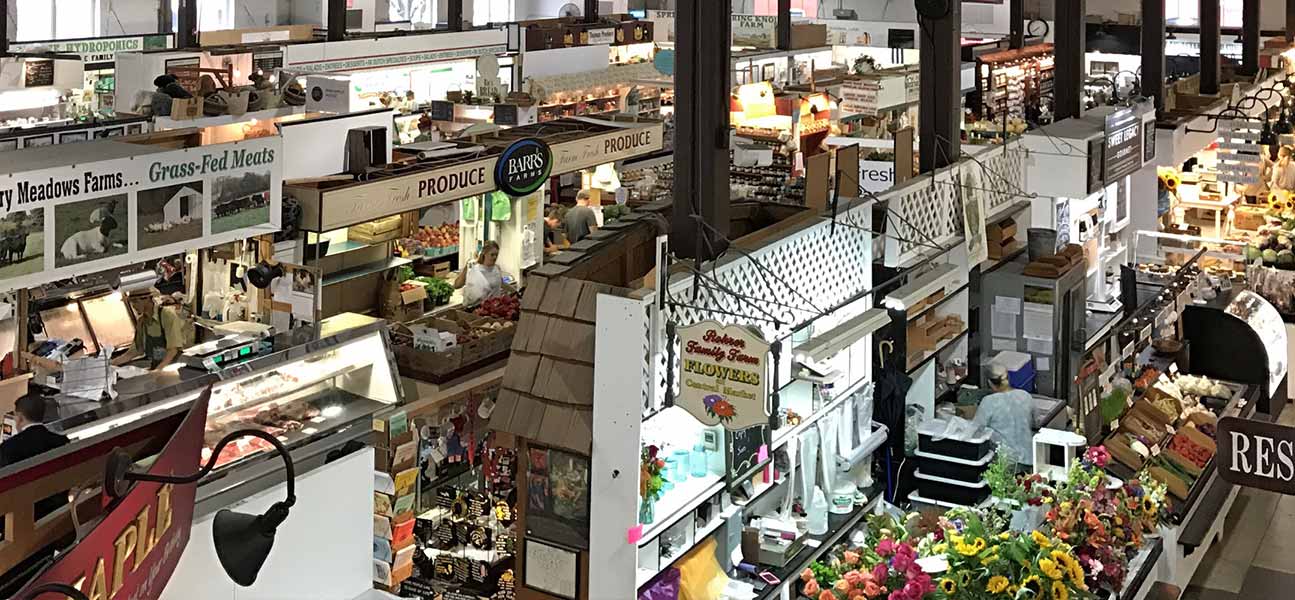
[307,122,664,230]
[859,160,896,193]
[587,28,617,46]
[677,321,770,431]
[0,136,282,292]
[10,34,173,64]
[647,11,777,49]
[288,45,507,74]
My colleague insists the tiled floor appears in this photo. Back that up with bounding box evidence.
[1183,405,1295,600]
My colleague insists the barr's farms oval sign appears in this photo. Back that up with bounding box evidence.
[495,138,552,197]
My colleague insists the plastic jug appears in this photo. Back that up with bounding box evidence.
[807,488,829,535]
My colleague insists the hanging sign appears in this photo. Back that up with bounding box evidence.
[840,79,880,117]
[10,34,172,64]
[1217,119,1264,186]
[676,321,770,431]
[495,138,553,197]
[1217,416,1295,495]
[12,387,211,600]
[858,160,896,193]
[1103,108,1144,183]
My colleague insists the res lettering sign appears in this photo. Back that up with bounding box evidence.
[1217,417,1295,495]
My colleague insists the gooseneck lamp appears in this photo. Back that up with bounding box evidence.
[104,429,297,587]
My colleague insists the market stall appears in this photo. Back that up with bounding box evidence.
[0,54,91,144]
[283,117,664,321]
[8,34,175,114]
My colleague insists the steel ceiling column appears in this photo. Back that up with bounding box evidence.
[918,3,961,173]
[1053,0,1086,120]
[1200,0,1221,95]
[1240,0,1259,75]
[1141,0,1166,113]
[671,0,732,261]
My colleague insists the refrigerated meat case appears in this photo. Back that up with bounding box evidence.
[54,317,403,515]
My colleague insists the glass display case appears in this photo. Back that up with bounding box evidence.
[1224,290,1288,398]
[1132,230,1246,284]
[54,317,401,513]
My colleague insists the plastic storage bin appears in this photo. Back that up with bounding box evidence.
[917,420,994,461]
[914,470,991,506]
[915,449,995,483]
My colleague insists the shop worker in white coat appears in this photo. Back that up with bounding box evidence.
[455,240,505,306]
[974,364,1035,470]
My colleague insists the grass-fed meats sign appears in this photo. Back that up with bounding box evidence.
[1217,417,1295,495]
[306,121,664,231]
[0,137,281,293]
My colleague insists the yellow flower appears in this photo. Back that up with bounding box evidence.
[1059,501,1072,511]
[1040,558,1065,580]
[999,532,1011,540]
[1022,575,1043,595]
[987,575,1010,594]
[973,538,988,553]
[981,552,1000,566]
[1069,561,1087,587]
[1051,580,1070,600]
[1031,531,1052,548]
[939,578,957,595]
[933,543,948,553]
[956,540,980,556]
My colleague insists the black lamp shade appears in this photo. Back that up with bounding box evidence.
[213,509,277,586]
[246,262,284,290]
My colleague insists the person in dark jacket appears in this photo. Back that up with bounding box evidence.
[1,393,69,467]
[2,394,70,520]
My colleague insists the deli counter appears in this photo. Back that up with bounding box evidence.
[50,314,402,515]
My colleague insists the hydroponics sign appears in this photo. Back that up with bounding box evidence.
[677,321,770,431]
[10,34,172,64]
[0,136,282,293]
[1217,416,1295,495]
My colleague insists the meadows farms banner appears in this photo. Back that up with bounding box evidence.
[0,136,282,293]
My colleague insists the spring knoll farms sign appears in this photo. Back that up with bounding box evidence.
[677,321,771,431]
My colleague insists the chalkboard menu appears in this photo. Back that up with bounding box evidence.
[494,104,519,126]
[1143,119,1156,163]
[725,425,770,484]
[429,100,455,121]
[24,60,55,88]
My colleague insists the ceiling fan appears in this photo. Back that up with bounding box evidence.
[558,2,582,18]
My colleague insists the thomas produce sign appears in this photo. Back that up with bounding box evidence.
[677,321,770,431]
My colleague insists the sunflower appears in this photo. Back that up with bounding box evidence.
[1022,575,1043,595]
[972,538,988,553]
[1069,561,1088,588]
[1142,497,1157,514]
[939,578,957,595]
[959,570,973,588]
[1031,530,1052,548]
[987,575,1010,594]
[1051,580,1070,600]
[1040,558,1065,580]
[933,542,948,553]
[956,539,981,556]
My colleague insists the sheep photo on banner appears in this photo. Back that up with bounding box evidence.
[0,136,282,293]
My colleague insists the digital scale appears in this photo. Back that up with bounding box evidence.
[181,321,276,372]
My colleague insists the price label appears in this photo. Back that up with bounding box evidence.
[1139,324,1153,343]
[1169,362,1179,375]
[1151,444,1161,456]
[1122,342,1135,359]
[1111,419,1120,430]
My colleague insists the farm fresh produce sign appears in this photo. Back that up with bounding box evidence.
[0,136,281,292]
[676,321,770,431]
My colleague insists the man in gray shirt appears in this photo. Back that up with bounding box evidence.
[563,190,600,243]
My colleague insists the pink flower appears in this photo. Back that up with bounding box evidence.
[891,551,914,573]
[802,568,816,583]
[835,579,851,594]
[844,550,862,566]
[871,563,889,583]
[820,591,838,600]
[863,581,883,598]
[844,570,864,587]
[848,590,866,599]
[877,538,897,556]
[803,580,821,596]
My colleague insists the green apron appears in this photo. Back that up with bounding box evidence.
[140,318,169,369]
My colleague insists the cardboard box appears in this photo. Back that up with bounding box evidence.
[350,215,405,244]
[987,217,1017,242]
[170,98,201,120]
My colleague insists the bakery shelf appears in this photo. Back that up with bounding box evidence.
[907,329,970,375]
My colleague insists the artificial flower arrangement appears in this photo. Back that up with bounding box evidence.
[798,446,1167,600]
[640,445,666,504]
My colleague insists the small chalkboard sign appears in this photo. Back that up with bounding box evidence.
[252,51,284,75]
[494,103,519,126]
[429,100,454,121]
[725,425,770,485]
[24,60,55,88]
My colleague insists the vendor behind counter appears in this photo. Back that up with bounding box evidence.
[112,288,195,371]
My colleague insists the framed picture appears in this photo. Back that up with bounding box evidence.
[58,131,89,144]
[22,135,53,148]
[762,63,776,82]
[523,538,579,600]
[525,444,590,550]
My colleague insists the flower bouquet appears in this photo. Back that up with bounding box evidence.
[639,445,666,524]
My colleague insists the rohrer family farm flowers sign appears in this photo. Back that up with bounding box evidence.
[677,321,770,431]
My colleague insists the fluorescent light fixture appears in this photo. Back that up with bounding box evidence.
[883,263,960,310]
[795,307,892,363]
